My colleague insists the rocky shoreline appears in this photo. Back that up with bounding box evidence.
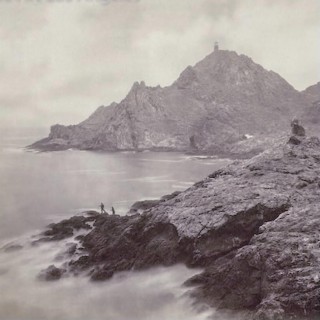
[29,49,311,157]
[38,132,320,320]
[28,133,277,161]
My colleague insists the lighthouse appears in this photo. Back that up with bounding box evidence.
[214,41,219,52]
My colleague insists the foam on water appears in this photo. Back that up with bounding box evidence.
[0,235,213,320]
[0,128,229,320]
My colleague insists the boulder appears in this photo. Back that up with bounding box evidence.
[291,119,306,137]
[39,265,65,281]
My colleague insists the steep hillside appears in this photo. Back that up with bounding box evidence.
[301,82,320,136]
[302,82,320,104]
[30,49,306,155]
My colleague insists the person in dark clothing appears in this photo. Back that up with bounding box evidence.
[111,206,115,215]
[100,202,106,214]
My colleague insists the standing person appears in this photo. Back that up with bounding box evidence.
[100,202,106,214]
[111,206,115,215]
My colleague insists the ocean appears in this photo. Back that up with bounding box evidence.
[0,128,229,320]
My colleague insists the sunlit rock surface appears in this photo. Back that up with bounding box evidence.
[39,130,320,319]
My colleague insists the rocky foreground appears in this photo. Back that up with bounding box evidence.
[39,132,320,320]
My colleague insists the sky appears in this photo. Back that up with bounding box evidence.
[0,0,319,128]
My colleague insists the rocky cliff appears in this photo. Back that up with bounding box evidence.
[302,82,320,105]
[301,82,320,137]
[30,49,307,156]
[39,128,320,319]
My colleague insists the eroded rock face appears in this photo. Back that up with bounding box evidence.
[39,135,320,319]
[29,50,306,157]
[39,215,97,241]
[185,137,320,319]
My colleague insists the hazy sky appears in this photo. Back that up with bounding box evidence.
[0,0,319,128]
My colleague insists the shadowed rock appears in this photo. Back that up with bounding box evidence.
[38,133,320,319]
[39,265,66,281]
[39,215,96,241]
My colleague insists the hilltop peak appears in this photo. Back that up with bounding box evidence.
[174,49,271,90]
[131,81,146,89]
[174,48,299,113]
[30,47,306,155]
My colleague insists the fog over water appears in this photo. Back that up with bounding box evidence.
[0,239,211,320]
[0,128,229,320]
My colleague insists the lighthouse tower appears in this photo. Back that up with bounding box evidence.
[214,41,219,52]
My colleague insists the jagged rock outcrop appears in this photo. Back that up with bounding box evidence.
[30,49,306,156]
[39,214,97,241]
[39,130,320,319]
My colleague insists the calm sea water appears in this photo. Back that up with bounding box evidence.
[0,128,229,320]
